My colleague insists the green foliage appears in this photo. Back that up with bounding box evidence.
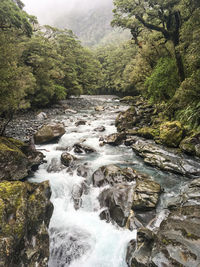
[144,57,179,102]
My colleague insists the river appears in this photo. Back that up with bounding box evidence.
[28,95,188,267]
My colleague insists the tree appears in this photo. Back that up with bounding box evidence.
[0,0,32,36]
[112,0,185,81]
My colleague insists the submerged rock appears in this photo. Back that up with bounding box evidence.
[94,126,105,132]
[0,180,53,267]
[75,120,86,127]
[132,139,200,177]
[34,123,65,144]
[0,137,44,181]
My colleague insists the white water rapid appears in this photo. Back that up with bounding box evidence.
[29,96,187,267]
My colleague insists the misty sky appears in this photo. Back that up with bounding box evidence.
[23,0,110,25]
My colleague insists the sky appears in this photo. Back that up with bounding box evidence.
[23,0,109,25]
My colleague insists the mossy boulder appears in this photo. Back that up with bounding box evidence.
[180,132,200,157]
[159,121,184,147]
[0,180,53,267]
[0,137,44,181]
[34,123,65,144]
[137,127,159,140]
[120,96,135,103]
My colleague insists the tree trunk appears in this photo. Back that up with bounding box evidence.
[174,47,185,82]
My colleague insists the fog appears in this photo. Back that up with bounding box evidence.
[23,0,111,25]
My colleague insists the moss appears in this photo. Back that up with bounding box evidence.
[120,96,135,103]
[137,127,160,139]
[159,121,184,147]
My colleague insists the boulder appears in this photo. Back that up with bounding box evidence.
[99,184,134,227]
[34,123,65,144]
[73,143,96,154]
[36,112,47,121]
[132,139,200,177]
[0,180,53,267]
[115,107,138,132]
[180,132,200,157]
[104,132,126,146]
[120,96,135,103]
[94,126,105,132]
[92,165,137,187]
[132,180,161,210]
[47,158,66,173]
[61,152,77,167]
[0,137,44,181]
[126,228,155,267]
[75,120,86,127]
[151,205,200,266]
[159,121,184,147]
[77,164,90,178]
[94,106,105,112]
[137,127,159,140]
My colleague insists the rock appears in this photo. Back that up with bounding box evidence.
[126,228,155,267]
[94,126,106,132]
[132,139,200,177]
[99,184,134,227]
[75,120,86,127]
[95,106,105,112]
[159,121,184,147]
[65,109,77,114]
[151,205,200,266]
[115,107,138,132]
[73,143,96,154]
[120,96,135,103]
[137,127,159,140]
[0,180,53,267]
[132,179,161,210]
[0,137,44,181]
[180,132,200,157]
[47,158,66,173]
[61,152,77,167]
[36,112,47,121]
[92,165,137,187]
[71,184,83,210]
[104,132,126,146]
[77,164,90,178]
[34,123,65,144]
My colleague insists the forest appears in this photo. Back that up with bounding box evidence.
[0,0,200,134]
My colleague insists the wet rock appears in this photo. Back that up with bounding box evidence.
[77,164,90,178]
[71,184,83,210]
[132,139,200,177]
[0,180,53,267]
[94,126,106,132]
[151,205,200,266]
[61,152,77,167]
[95,106,105,112]
[65,109,77,114]
[47,158,66,173]
[99,184,134,227]
[36,112,47,121]
[180,132,200,157]
[73,143,96,154]
[75,120,86,127]
[126,228,155,267]
[0,137,44,181]
[34,123,65,144]
[159,121,184,148]
[104,132,126,146]
[132,179,161,210]
[92,165,137,187]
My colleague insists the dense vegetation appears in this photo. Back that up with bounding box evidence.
[0,0,200,134]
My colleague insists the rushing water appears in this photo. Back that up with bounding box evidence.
[29,96,188,267]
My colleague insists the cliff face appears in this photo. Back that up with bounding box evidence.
[0,137,53,267]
